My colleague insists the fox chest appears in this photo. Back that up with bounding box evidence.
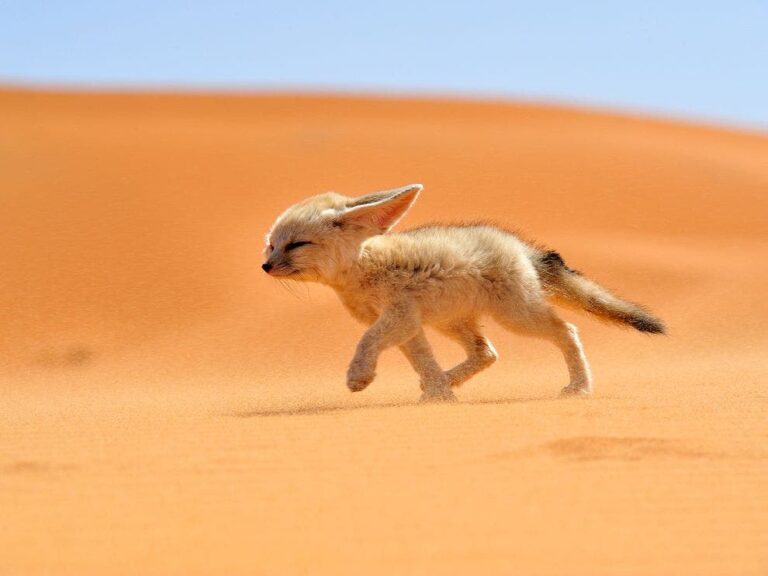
[334,289,382,325]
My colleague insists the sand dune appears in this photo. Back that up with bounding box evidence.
[1,87,766,575]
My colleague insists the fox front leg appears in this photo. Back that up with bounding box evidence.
[399,331,456,402]
[347,302,420,392]
[437,320,498,388]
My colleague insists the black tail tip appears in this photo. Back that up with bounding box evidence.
[630,317,666,334]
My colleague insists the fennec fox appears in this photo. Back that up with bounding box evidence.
[263,184,664,402]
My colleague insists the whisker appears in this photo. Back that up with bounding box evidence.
[281,278,306,301]
[286,282,301,300]
[278,279,297,300]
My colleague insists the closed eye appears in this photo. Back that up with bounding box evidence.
[285,241,312,251]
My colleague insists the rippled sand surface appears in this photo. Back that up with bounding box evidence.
[1,89,766,575]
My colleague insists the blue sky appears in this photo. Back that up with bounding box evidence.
[1,1,766,128]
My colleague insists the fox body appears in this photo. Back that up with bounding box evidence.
[263,184,664,401]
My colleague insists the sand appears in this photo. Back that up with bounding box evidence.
[1,88,766,575]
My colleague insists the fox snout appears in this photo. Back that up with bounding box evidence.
[261,252,296,277]
[262,258,285,275]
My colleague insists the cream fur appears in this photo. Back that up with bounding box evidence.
[264,184,661,401]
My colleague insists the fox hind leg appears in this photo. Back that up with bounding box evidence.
[493,305,592,396]
[551,319,593,396]
[437,320,498,388]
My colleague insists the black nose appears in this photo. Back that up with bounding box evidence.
[262,262,273,273]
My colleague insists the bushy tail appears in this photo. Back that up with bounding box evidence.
[535,251,665,334]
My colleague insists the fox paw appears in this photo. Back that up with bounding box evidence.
[419,386,457,403]
[347,377,373,392]
[346,365,375,392]
[560,385,592,398]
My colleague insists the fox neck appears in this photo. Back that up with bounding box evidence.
[318,232,372,289]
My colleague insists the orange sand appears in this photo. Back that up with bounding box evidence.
[1,88,766,575]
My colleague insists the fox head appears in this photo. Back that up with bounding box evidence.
[263,183,422,283]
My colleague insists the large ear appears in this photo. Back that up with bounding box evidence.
[338,184,423,233]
